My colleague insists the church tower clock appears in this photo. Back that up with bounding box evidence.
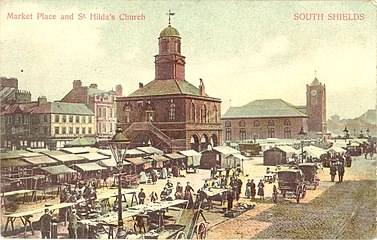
[306,75,326,133]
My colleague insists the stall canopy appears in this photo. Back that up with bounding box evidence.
[149,155,169,162]
[164,153,185,160]
[22,155,58,166]
[230,153,249,161]
[326,146,346,154]
[73,163,106,172]
[98,159,131,167]
[41,165,77,175]
[126,149,146,157]
[301,146,327,158]
[61,147,90,154]
[65,137,96,147]
[212,146,240,155]
[0,159,31,168]
[136,146,164,155]
[18,152,43,158]
[178,150,202,167]
[50,154,86,164]
[0,152,23,160]
[77,152,110,162]
[125,157,152,166]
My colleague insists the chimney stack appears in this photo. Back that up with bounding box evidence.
[38,96,47,105]
[115,84,123,96]
[73,80,82,89]
[199,78,205,96]
[89,83,98,89]
[139,83,144,89]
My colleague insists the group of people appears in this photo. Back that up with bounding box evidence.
[245,179,265,199]
[329,161,345,182]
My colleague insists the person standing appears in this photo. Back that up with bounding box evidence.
[338,162,345,182]
[250,179,256,199]
[257,179,265,200]
[330,163,337,182]
[227,188,234,211]
[184,182,195,208]
[150,191,158,203]
[138,188,146,204]
[40,208,52,239]
[68,209,80,239]
[245,179,251,198]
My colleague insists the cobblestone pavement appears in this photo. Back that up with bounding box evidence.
[209,156,376,239]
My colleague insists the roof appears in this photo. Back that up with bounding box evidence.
[61,147,90,154]
[164,153,185,160]
[97,159,131,167]
[0,152,22,160]
[73,162,106,172]
[128,79,209,98]
[136,147,163,155]
[41,165,77,175]
[22,155,58,165]
[77,152,110,161]
[65,137,96,147]
[125,157,152,166]
[1,159,31,168]
[18,152,43,158]
[50,154,86,163]
[160,26,180,37]
[178,149,201,157]
[213,146,239,155]
[310,77,320,86]
[230,153,249,160]
[149,155,169,162]
[43,150,67,156]
[222,99,307,119]
[301,146,327,158]
[126,149,146,156]
[265,146,296,154]
[50,102,94,115]
[87,88,107,96]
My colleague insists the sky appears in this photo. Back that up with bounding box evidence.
[1,0,376,119]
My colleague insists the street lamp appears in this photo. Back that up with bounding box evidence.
[108,124,130,236]
[298,126,306,163]
[343,126,349,139]
[359,129,364,139]
[366,128,370,141]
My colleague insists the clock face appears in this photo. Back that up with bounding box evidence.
[311,89,317,96]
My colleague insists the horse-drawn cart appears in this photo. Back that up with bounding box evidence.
[277,169,307,203]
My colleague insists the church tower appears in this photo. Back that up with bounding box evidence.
[306,75,326,133]
[154,13,186,80]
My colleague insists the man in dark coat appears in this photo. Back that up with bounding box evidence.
[68,209,80,239]
[338,163,345,182]
[138,188,146,204]
[330,163,337,182]
[227,189,234,211]
[40,208,52,239]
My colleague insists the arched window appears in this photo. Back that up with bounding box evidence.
[284,127,291,139]
[239,128,246,141]
[225,129,232,141]
[124,105,131,123]
[202,105,207,123]
[191,103,196,122]
[253,120,260,127]
[268,128,275,138]
[239,120,245,127]
[169,103,176,121]
[268,120,275,126]
[225,121,231,127]
[214,106,218,123]
[284,119,291,126]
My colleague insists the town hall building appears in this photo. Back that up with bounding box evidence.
[116,19,222,152]
[221,77,327,142]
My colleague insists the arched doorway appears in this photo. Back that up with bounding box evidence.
[210,134,218,147]
[200,134,209,151]
[190,134,200,152]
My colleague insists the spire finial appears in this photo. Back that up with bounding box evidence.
[166,9,175,26]
[315,70,317,78]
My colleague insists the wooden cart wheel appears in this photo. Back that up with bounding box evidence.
[175,231,186,239]
[295,186,300,204]
[302,185,307,198]
[197,222,207,239]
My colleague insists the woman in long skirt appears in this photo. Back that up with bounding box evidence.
[257,179,265,200]
[245,179,251,198]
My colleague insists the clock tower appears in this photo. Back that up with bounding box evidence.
[306,76,326,133]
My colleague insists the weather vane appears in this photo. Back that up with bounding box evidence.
[166,9,175,26]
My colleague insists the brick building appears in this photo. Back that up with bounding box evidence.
[116,23,222,152]
[221,77,327,142]
[1,96,95,150]
[61,80,122,139]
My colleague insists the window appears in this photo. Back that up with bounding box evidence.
[34,127,39,134]
[88,127,92,134]
[82,127,86,134]
[169,103,176,121]
[62,115,67,123]
[62,127,66,134]
[88,116,92,123]
[225,129,232,141]
[44,127,48,135]
[124,105,131,123]
[239,120,245,127]
[69,127,73,134]
[225,121,231,127]
[44,114,48,123]
[191,103,196,122]
[214,106,218,123]
[7,116,12,124]
[75,116,79,123]
[268,120,275,126]
[23,115,29,124]
[69,115,73,123]
[146,111,154,121]
[268,128,275,138]
[110,123,113,133]
[110,109,114,118]
[55,114,59,123]
[55,127,60,134]
[284,127,291,139]
[201,105,207,123]
[284,119,291,126]
[239,128,246,141]
[76,127,80,134]
[253,120,260,127]
[16,116,21,124]
[311,97,318,106]
[82,116,86,123]
[103,123,107,133]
